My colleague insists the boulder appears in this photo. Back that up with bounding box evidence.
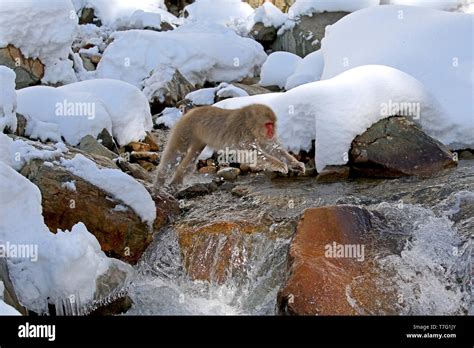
[277,206,399,315]
[97,128,119,154]
[349,116,457,178]
[0,45,44,88]
[78,135,118,160]
[216,167,240,181]
[272,12,349,57]
[250,22,277,49]
[78,7,102,26]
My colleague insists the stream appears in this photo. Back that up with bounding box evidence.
[126,159,473,315]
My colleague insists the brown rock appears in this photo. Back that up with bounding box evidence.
[231,82,273,96]
[277,206,398,315]
[126,141,151,152]
[349,116,457,178]
[130,151,159,164]
[137,160,156,172]
[199,166,217,175]
[0,45,45,88]
[116,160,150,181]
[144,132,160,151]
[316,165,350,183]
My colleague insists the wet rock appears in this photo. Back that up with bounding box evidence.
[277,206,398,315]
[231,185,252,197]
[216,167,240,181]
[272,12,349,57]
[0,45,44,88]
[316,165,350,183]
[174,182,219,199]
[198,166,217,175]
[78,135,118,160]
[349,116,457,178]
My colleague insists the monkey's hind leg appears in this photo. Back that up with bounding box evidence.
[169,143,205,188]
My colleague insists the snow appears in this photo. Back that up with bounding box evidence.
[16,86,112,146]
[60,154,156,225]
[185,83,249,106]
[61,180,77,192]
[60,79,153,146]
[72,0,170,26]
[216,65,449,172]
[0,161,133,314]
[247,2,288,28]
[260,52,302,89]
[386,0,470,11]
[0,0,78,85]
[0,133,67,171]
[288,0,380,18]
[184,0,254,28]
[16,79,152,146]
[320,5,474,149]
[0,67,17,133]
[96,22,266,100]
[155,107,183,128]
[285,50,324,90]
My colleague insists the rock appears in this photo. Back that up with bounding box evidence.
[230,82,273,96]
[247,0,294,12]
[174,182,219,199]
[80,55,96,71]
[349,116,457,178]
[0,45,44,88]
[199,166,217,175]
[20,159,151,264]
[79,7,101,26]
[250,22,277,49]
[130,151,159,164]
[456,149,474,160]
[272,12,349,57]
[116,160,150,181]
[78,135,118,160]
[231,185,252,197]
[146,69,195,111]
[165,0,194,16]
[90,55,101,65]
[216,167,241,181]
[137,160,156,172]
[0,259,27,315]
[126,141,151,152]
[15,114,28,137]
[97,128,119,154]
[316,165,350,183]
[277,206,398,315]
[144,132,160,151]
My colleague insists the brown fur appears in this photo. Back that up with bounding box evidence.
[154,104,304,188]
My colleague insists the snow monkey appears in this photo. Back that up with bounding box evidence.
[154,104,305,188]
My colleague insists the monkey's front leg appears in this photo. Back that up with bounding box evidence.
[264,143,305,174]
[254,148,289,174]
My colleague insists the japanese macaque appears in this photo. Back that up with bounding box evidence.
[154,104,305,189]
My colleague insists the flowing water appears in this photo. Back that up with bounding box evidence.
[125,160,473,315]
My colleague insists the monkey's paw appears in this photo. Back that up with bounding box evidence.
[272,162,288,174]
[290,161,306,174]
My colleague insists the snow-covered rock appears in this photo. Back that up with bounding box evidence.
[0,67,17,133]
[215,65,450,172]
[0,0,78,85]
[0,160,133,314]
[260,52,302,89]
[16,79,153,146]
[155,107,183,128]
[184,0,254,30]
[285,50,324,90]
[60,154,156,225]
[320,5,473,149]
[185,83,250,106]
[96,22,266,100]
[247,2,288,29]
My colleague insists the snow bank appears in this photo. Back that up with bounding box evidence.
[0,161,132,314]
[0,0,78,85]
[16,86,112,146]
[60,79,153,146]
[155,107,183,128]
[185,83,249,106]
[386,0,469,11]
[216,65,449,171]
[260,52,302,89]
[288,0,380,18]
[184,0,253,27]
[320,5,473,149]
[0,67,17,133]
[247,2,288,28]
[16,79,152,146]
[285,50,324,90]
[60,154,156,225]
[96,22,266,99]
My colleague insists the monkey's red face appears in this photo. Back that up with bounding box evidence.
[264,122,275,139]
